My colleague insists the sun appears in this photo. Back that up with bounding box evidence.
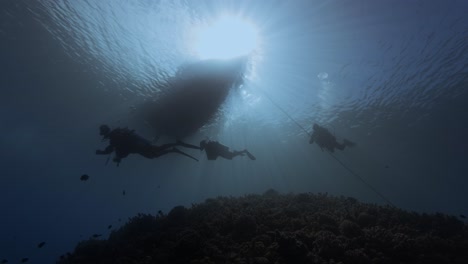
[193,15,260,60]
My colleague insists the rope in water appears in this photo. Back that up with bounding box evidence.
[258,87,311,137]
[327,152,396,207]
[257,86,395,207]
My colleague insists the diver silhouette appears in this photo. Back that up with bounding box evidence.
[309,123,355,152]
[96,125,200,166]
[200,140,256,161]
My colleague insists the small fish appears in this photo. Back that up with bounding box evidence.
[118,218,121,222]
[80,174,90,181]
[122,190,126,196]
[92,234,102,238]
[385,165,389,169]
[460,214,466,219]
[59,255,64,260]
[157,185,160,188]
[37,241,46,248]
[107,225,112,229]
[1,259,8,263]
[21,258,28,263]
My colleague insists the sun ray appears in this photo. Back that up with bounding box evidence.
[193,15,260,60]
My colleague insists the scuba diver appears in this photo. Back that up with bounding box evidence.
[309,123,355,153]
[200,140,256,161]
[96,125,200,166]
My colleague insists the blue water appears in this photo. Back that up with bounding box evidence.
[1,0,467,262]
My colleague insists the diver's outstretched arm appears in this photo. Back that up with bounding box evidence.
[96,145,114,155]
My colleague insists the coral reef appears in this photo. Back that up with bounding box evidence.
[58,191,468,263]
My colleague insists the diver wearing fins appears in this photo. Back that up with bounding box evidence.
[309,123,355,153]
[96,124,200,166]
[200,140,256,161]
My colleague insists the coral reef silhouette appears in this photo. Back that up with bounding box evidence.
[59,190,468,263]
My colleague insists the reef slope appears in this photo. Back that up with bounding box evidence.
[59,191,468,264]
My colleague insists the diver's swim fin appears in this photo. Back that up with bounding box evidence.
[177,140,201,150]
[172,148,199,162]
[246,151,256,160]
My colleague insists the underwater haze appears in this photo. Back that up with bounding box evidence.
[1,0,467,262]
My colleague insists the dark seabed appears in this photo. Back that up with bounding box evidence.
[1,0,467,263]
